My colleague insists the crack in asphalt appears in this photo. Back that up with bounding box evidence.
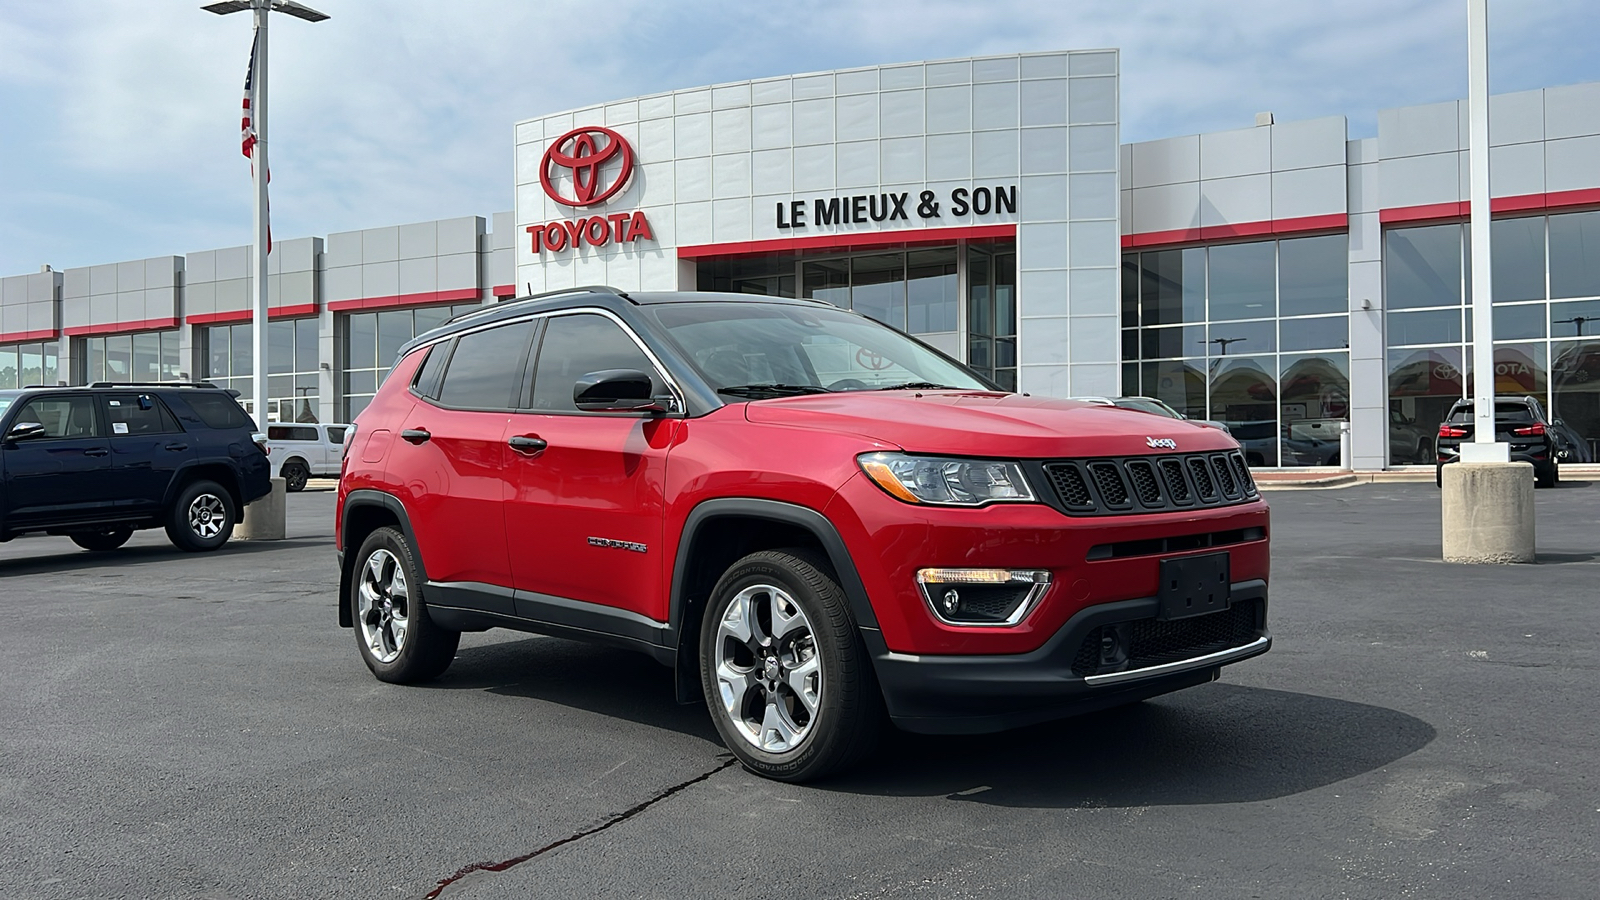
[421,756,738,899]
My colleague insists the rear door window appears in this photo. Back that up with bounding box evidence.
[104,394,181,435]
[436,321,534,410]
[325,426,348,444]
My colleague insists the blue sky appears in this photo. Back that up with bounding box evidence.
[2,0,1598,275]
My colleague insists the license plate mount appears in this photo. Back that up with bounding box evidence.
[1157,552,1231,621]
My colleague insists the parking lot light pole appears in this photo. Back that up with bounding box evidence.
[202,0,329,427]
[1442,0,1535,565]
[1461,0,1506,465]
[204,0,327,540]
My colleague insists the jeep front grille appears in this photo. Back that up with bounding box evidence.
[1038,450,1257,516]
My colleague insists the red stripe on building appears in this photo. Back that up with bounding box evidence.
[185,303,320,325]
[327,287,481,312]
[1379,202,1469,225]
[675,224,1018,260]
[1121,214,1347,249]
[1382,189,1600,225]
[0,328,60,344]
[492,284,517,298]
[63,317,180,337]
[1122,227,1202,249]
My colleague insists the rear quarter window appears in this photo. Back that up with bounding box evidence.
[183,392,253,429]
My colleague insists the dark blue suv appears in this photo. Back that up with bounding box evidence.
[0,383,271,552]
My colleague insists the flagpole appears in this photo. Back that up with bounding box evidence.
[250,0,270,425]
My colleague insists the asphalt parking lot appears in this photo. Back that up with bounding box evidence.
[2,483,1597,899]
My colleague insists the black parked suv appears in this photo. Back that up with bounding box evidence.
[0,383,271,551]
[1435,395,1564,488]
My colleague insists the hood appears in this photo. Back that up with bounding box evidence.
[743,391,1238,458]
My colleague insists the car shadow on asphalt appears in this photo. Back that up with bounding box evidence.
[430,636,722,742]
[434,638,1433,806]
[830,683,1436,807]
[0,537,332,578]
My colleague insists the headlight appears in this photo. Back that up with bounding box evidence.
[858,452,1036,506]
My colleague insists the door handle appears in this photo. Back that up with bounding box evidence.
[507,435,547,456]
[84,447,109,457]
[400,429,432,445]
[165,443,189,452]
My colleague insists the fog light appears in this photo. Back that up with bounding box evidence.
[916,568,1051,627]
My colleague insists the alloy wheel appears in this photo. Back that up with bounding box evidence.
[713,583,823,753]
[187,493,227,539]
[357,548,410,664]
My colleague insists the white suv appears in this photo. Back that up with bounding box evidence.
[265,423,349,491]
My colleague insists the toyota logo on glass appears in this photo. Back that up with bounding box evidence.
[526,127,654,254]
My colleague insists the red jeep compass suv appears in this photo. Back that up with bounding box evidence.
[336,287,1271,781]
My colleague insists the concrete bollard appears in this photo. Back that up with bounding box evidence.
[1441,462,1535,564]
[238,477,288,541]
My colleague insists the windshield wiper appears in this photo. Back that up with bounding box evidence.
[876,382,961,391]
[716,384,835,399]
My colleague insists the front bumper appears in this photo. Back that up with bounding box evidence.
[867,580,1270,734]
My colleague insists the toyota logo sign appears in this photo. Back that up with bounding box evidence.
[539,126,635,207]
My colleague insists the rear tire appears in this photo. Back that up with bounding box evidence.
[1436,463,1444,488]
[351,527,459,684]
[1536,463,1557,489]
[71,528,133,552]
[699,549,884,783]
[281,460,309,492]
[165,480,235,552]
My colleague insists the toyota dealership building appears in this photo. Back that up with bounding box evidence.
[5,49,1600,470]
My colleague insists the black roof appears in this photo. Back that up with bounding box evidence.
[397,285,836,358]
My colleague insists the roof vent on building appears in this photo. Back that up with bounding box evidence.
[40,264,53,273]
[1255,112,1274,127]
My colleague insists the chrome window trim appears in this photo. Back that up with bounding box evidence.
[402,306,688,416]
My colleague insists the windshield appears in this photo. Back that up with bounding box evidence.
[643,303,991,395]
[1113,397,1179,418]
[0,394,16,419]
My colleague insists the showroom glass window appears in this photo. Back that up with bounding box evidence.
[695,242,1003,387]
[1385,211,1600,466]
[77,332,178,385]
[0,341,59,390]
[1121,233,1349,467]
[341,303,477,421]
[202,320,320,423]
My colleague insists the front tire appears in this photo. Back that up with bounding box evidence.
[351,527,459,684]
[71,528,133,552]
[281,460,310,492]
[165,480,235,552]
[699,549,884,783]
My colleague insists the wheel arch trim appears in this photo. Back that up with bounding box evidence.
[339,489,426,628]
[667,497,880,702]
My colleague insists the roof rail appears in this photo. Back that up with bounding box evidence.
[440,284,635,327]
[87,381,224,389]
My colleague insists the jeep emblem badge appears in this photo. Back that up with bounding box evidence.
[1146,437,1178,450]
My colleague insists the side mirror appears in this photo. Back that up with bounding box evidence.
[574,369,666,413]
[6,421,48,442]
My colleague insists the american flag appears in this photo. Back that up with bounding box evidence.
[241,30,271,251]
